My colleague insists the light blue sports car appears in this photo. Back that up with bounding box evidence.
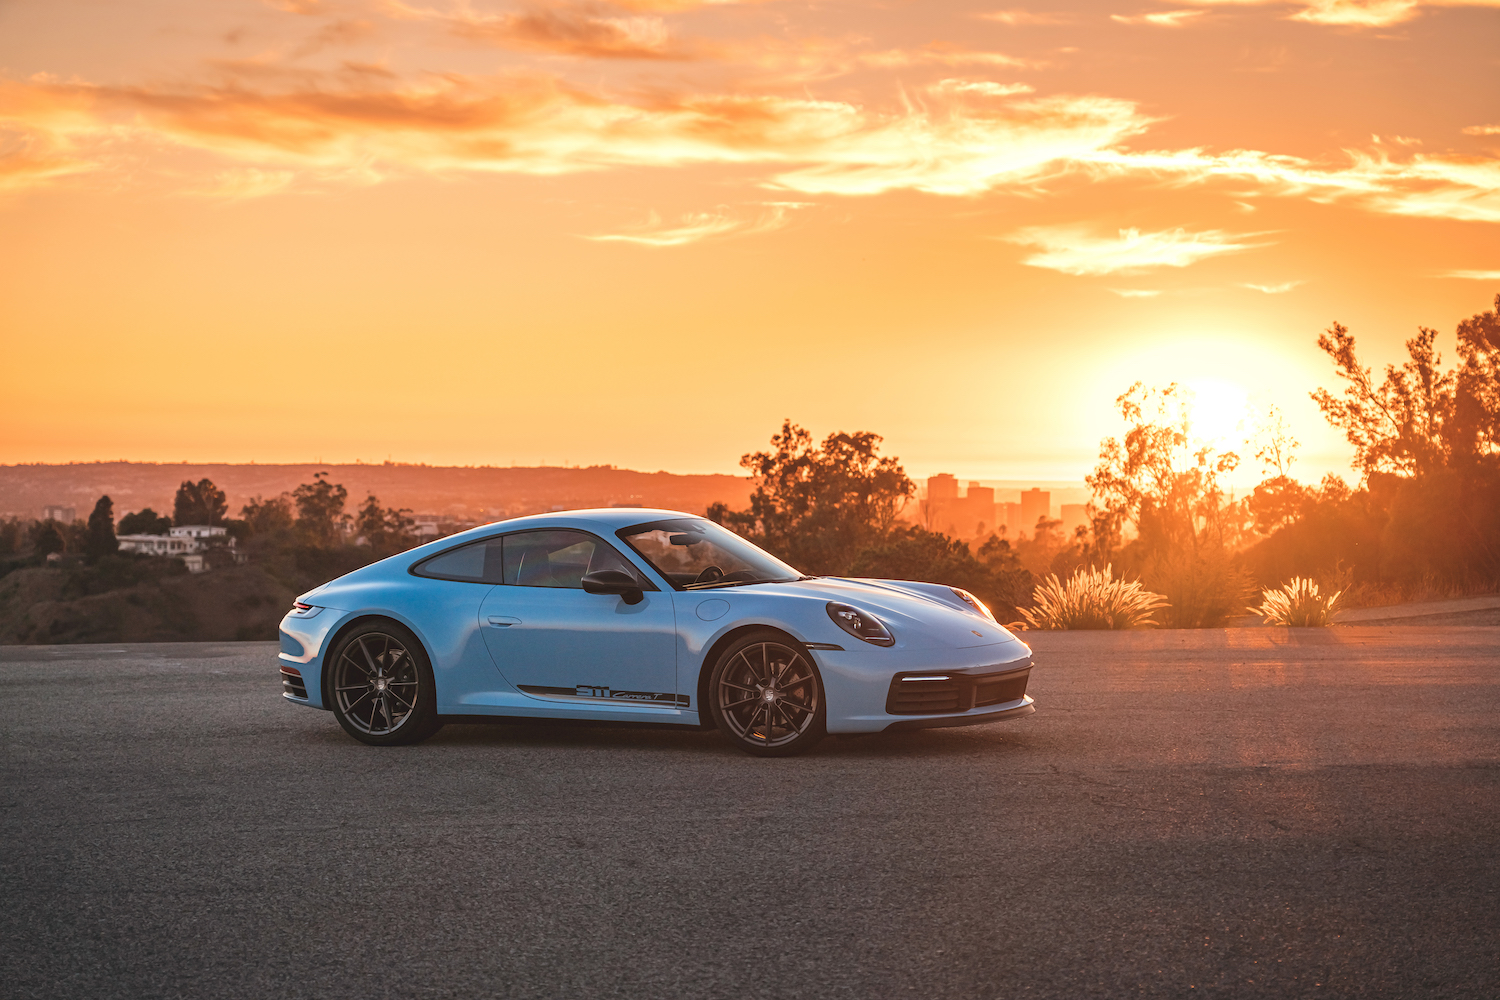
[278,508,1034,756]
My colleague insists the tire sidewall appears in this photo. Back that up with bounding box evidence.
[328,619,441,747]
[709,630,827,758]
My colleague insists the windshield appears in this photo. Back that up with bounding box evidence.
[617,518,802,590]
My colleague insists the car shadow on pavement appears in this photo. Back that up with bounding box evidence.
[379,717,1038,759]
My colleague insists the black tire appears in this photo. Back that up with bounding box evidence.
[327,621,443,746]
[709,630,826,757]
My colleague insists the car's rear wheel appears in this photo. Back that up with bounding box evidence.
[709,631,825,757]
[328,622,442,746]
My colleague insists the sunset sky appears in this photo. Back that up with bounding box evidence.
[2,0,1497,485]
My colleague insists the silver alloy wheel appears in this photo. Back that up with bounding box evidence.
[334,631,420,736]
[715,641,820,749]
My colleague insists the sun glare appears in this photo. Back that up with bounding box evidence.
[1183,379,1251,446]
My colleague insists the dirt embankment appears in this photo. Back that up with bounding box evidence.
[0,565,295,644]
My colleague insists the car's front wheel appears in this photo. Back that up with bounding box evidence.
[328,621,442,746]
[709,631,826,757]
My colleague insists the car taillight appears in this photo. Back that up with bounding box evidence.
[294,602,313,610]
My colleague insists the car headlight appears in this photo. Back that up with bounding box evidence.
[950,587,995,622]
[826,602,895,647]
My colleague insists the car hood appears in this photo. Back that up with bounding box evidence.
[724,576,1022,652]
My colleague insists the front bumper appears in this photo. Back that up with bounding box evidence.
[883,697,1035,731]
[812,641,1036,734]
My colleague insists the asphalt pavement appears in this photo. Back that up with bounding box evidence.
[2,628,1497,999]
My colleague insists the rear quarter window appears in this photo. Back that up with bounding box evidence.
[411,537,503,582]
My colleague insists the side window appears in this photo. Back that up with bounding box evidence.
[412,537,503,583]
[502,530,640,589]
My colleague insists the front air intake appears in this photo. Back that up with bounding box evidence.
[281,666,308,700]
[885,664,1030,715]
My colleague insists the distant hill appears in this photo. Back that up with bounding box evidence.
[0,463,753,522]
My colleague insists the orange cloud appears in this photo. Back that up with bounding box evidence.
[1242,280,1302,292]
[0,73,1150,197]
[978,9,1080,24]
[3,69,1497,223]
[1463,124,1500,136]
[1169,0,1500,27]
[1006,225,1262,274]
[585,201,804,245]
[1086,146,1500,223]
[422,4,693,59]
[1441,269,1500,280]
[1111,10,1207,25]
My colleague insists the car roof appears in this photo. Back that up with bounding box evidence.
[436,507,708,544]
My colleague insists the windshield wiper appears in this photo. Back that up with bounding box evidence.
[684,576,799,591]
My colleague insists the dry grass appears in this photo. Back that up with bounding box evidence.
[1018,565,1169,630]
[1248,577,1344,627]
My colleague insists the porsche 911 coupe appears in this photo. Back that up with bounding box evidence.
[278,508,1034,756]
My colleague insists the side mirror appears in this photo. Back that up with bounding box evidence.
[580,570,645,605]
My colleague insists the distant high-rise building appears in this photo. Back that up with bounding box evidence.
[1060,503,1089,537]
[923,475,1001,538]
[1019,488,1050,537]
[964,482,996,536]
[927,474,958,503]
[998,502,1023,536]
[41,504,76,523]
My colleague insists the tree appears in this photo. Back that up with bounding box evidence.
[1087,382,1241,562]
[293,473,349,546]
[240,495,295,535]
[0,517,22,556]
[32,520,64,557]
[118,508,173,536]
[709,420,914,575]
[1305,296,1500,582]
[354,493,416,557]
[174,478,228,526]
[845,528,1036,622]
[1246,405,1308,535]
[1454,292,1500,464]
[85,495,118,562]
[1086,382,1248,627]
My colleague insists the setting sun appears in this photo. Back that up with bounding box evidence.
[1183,379,1253,449]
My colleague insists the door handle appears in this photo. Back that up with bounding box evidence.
[487,616,522,627]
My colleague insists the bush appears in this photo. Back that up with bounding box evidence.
[1019,565,1168,630]
[1143,549,1253,629]
[1249,577,1344,626]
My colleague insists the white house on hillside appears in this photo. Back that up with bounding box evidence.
[116,525,234,573]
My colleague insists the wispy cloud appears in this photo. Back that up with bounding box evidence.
[1007,226,1262,275]
[1440,269,1500,280]
[1084,146,1500,224]
[1464,124,1500,136]
[1289,0,1423,25]
[0,73,1150,198]
[1111,288,1162,296]
[1171,0,1500,28]
[1242,280,1303,292]
[195,167,298,199]
[263,0,324,13]
[978,9,1079,24]
[585,202,803,245]
[3,69,1498,223]
[1111,10,1207,25]
[388,2,692,59]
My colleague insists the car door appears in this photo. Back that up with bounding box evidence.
[478,528,681,708]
